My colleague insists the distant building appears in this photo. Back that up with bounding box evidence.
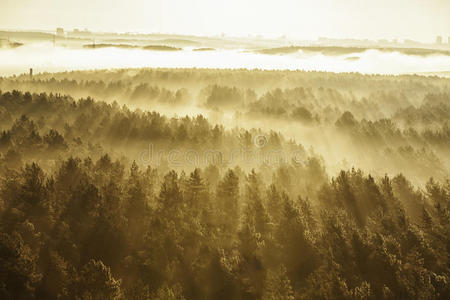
[69,28,92,37]
[56,28,65,37]
[436,36,442,44]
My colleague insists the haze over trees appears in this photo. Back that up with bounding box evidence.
[0,69,449,299]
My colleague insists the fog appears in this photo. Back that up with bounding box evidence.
[1,41,450,300]
[1,42,450,77]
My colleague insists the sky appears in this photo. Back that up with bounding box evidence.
[0,0,449,42]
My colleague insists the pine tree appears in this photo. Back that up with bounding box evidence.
[72,259,122,300]
[126,161,148,220]
[266,184,282,225]
[158,170,182,213]
[262,265,295,300]
[238,170,271,298]
[216,169,240,238]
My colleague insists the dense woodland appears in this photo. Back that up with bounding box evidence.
[1,69,449,182]
[0,69,449,299]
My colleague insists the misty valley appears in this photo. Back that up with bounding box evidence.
[1,0,450,294]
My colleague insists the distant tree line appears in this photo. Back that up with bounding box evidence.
[0,89,448,182]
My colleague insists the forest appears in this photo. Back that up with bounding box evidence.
[0,69,449,299]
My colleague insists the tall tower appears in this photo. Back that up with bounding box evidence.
[30,68,33,77]
[436,36,442,44]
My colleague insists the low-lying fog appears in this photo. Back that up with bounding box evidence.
[1,42,449,76]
